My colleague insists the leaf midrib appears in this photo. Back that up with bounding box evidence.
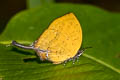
[0,40,120,74]
[83,54,120,74]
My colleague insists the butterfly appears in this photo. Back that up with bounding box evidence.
[11,13,90,64]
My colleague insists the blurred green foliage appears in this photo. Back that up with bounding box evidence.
[27,0,55,8]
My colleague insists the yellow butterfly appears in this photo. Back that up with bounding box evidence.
[11,13,85,64]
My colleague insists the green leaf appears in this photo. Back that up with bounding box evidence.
[0,4,120,80]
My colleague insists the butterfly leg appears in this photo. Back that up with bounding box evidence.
[45,50,50,60]
[72,49,84,64]
[63,47,92,65]
[63,57,72,65]
[63,50,83,65]
[72,47,92,64]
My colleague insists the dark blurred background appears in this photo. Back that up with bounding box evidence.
[0,0,120,34]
